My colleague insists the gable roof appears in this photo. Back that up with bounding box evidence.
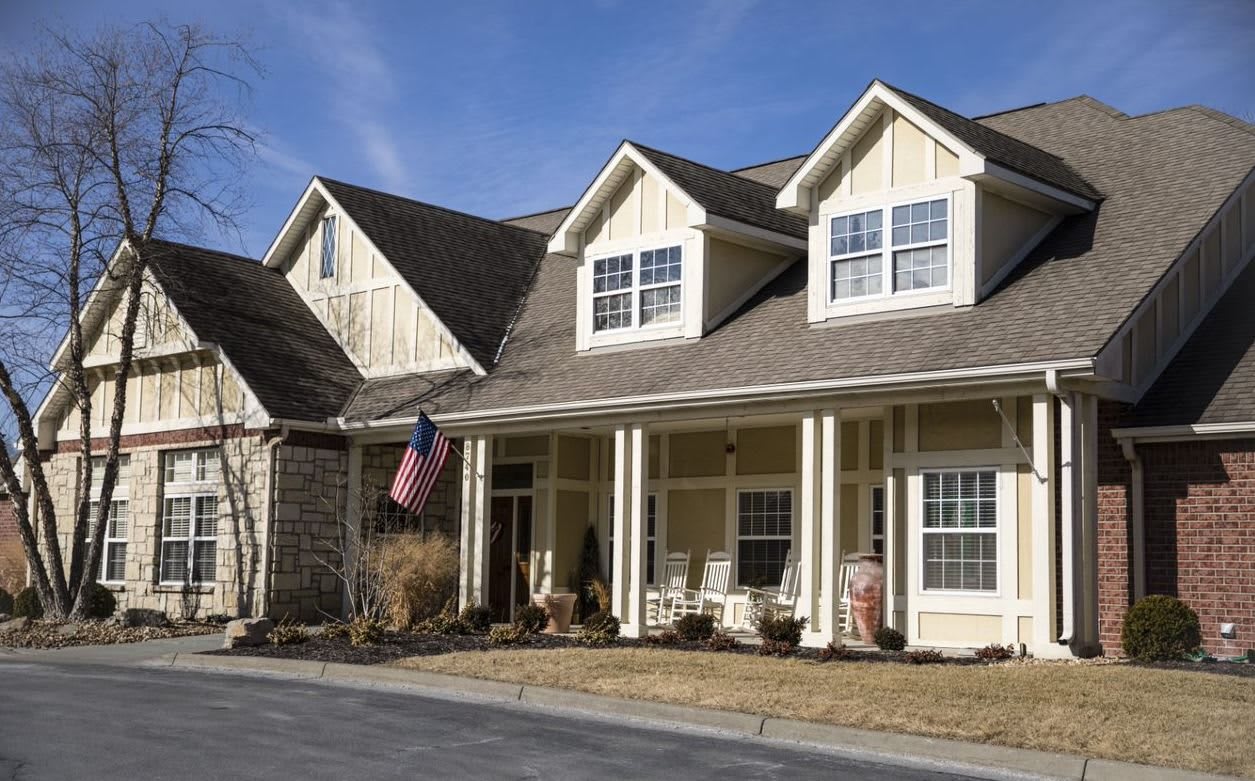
[1128,262,1255,427]
[630,143,808,238]
[318,178,548,369]
[732,155,807,188]
[501,206,571,236]
[145,239,362,422]
[886,82,1102,201]
[345,95,1255,423]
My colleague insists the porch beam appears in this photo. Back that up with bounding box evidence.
[625,422,649,636]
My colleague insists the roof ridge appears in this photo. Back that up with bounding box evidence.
[1128,105,1255,137]
[627,140,779,193]
[729,153,809,173]
[500,204,573,222]
[317,176,550,237]
[970,102,1047,120]
[146,237,264,268]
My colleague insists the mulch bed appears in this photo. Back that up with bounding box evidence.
[0,620,220,650]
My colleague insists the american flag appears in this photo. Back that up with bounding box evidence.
[389,413,452,515]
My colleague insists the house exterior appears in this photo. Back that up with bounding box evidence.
[21,80,1255,655]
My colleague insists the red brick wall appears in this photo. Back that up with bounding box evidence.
[1140,438,1255,655]
[1096,401,1134,654]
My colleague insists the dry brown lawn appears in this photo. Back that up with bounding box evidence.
[396,648,1255,777]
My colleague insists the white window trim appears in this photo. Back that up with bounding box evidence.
[589,244,684,335]
[870,484,885,557]
[734,487,794,588]
[159,449,221,586]
[917,466,999,598]
[88,455,130,584]
[828,193,953,305]
[319,214,337,279]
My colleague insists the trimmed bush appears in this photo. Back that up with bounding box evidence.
[757,639,795,657]
[458,602,492,634]
[674,612,717,641]
[321,622,350,640]
[82,583,117,619]
[873,626,905,651]
[488,624,527,647]
[818,641,852,662]
[270,617,310,646]
[513,603,549,635]
[1122,595,1202,662]
[578,611,620,646]
[975,643,1016,661]
[0,587,12,615]
[755,614,807,646]
[643,629,681,646]
[348,617,385,647]
[904,649,945,664]
[705,631,739,652]
[13,586,42,619]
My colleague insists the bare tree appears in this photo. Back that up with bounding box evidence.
[0,22,258,619]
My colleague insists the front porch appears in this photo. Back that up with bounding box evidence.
[350,391,1104,656]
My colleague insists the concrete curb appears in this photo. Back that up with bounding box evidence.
[165,653,1240,781]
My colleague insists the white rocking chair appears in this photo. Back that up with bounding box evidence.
[743,550,800,628]
[645,550,690,626]
[837,552,863,635]
[668,551,732,625]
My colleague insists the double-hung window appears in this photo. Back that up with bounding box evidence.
[86,455,130,583]
[870,485,885,556]
[736,488,793,587]
[921,469,997,592]
[160,449,221,585]
[607,493,657,584]
[320,215,337,279]
[591,245,682,332]
[829,196,949,302]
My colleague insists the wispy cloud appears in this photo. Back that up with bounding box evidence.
[274,1,410,193]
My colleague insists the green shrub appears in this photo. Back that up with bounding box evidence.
[873,626,905,651]
[975,643,1016,661]
[705,631,739,652]
[270,617,310,646]
[488,624,527,647]
[818,641,852,662]
[674,612,717,641]
[513,604,549,635]
[0,587,13,615]
[13,586,42,619]
[757,639,795,657]
[578,611,620,646]
[81,583,117,619]
[904,649,945,664]
[458,602,492,633]
[1122,595,1202,661]
[348,617,385,647]
[643,629,681,646]
[755,614,807,646]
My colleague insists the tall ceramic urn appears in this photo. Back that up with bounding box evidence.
[849,554,884,640]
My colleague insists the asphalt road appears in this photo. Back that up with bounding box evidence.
[0,662,986,780]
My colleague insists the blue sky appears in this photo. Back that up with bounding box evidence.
[3,0,1252,257]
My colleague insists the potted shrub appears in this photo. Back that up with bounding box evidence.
[532,591,577,633]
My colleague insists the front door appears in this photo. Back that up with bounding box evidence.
[488,495,533,623]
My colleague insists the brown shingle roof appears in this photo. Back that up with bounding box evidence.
[343,97,1255,421]
[1129,262,1255,427]
[146,240,362,422]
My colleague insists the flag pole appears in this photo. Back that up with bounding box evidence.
[448,439,484,480]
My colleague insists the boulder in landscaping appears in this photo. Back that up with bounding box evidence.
[223,617,274,649]
[55,623,80,637]
[0,617,31,633]
[123,608,169,628]
[0,613,9,623]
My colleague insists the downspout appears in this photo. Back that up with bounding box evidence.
[1120,438,1147,602]
[258,425,288,617]
[1048,370,1079,648]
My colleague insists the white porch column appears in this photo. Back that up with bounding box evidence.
[1030,394,1061,656]
[798,412,821,640]
[459,435,493,609]
[625,423,649,636]
[818,408,841,640]
[611,425,630,620]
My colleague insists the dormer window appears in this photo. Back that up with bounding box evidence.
[829,196,949,303]
[320,215,337,279]
[592,244,682,332]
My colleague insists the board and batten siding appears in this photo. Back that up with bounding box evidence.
[282,203,468,377]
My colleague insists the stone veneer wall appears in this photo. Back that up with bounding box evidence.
[266,433,349,622]
[40,427,270,619]
[360,442,461,536]
[0,492,24,594]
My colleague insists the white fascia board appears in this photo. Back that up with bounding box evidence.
[697,214,807,252]
[313,179,488,377]
[777,81,985,214]
[338,357,1094,434]
[979,162,1095,213]
[261,177,324,269]
[47,239,134,371]
[546,142,704,255]
[1112,421,1255,444]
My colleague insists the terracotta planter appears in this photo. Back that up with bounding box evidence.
[849,555,884,641]
[533,593,577,634]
